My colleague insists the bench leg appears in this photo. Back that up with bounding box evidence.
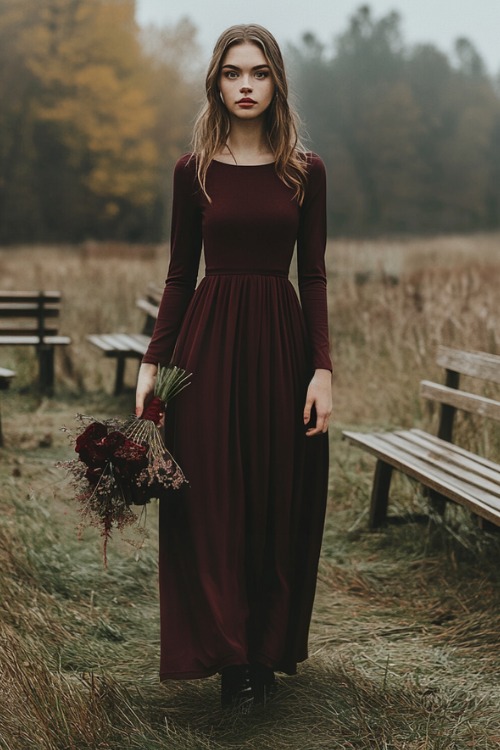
[428,489,446,516]
[475,516,500,533]
[37,345,55,395]
[369,460,393,528]
[114,357,126,396]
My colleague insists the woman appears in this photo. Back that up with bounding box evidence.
[135,23,332,708]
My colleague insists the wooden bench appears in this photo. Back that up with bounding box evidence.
[343,346,500,530]
[0,291,71,394]
[87,283,163,395]
[0,367,16,447]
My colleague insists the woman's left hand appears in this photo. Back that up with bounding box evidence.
[303,368,333,437]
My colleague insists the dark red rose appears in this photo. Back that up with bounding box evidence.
[102,430,126,453]
[76,426,128,468]
[75,422,109,466]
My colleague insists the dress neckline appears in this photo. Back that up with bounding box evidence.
[211,159,275,168]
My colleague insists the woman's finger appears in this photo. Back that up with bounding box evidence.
[303,394,314,424]
[135,391,146,417]
[305,409,331,436]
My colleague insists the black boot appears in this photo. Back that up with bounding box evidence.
[220,665,253,709]
[249,663,277,705]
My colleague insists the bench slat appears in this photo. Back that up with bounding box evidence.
[87,333,148,355]
[87,334,130,352]
[86,334,116,352]
[0,335,70,345]
[0,291,62,303]
[101,334,132,352]
[420,380,500,422]
[380,431,500,500]
[411,429,500,473]
[115,334,149,353]
[437,346,500,385]
[0,367,15,392]
[343,430,500,523]
[404,430,500,484]
[136,299,159,318]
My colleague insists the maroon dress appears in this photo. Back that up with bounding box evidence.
[142,153,332,680]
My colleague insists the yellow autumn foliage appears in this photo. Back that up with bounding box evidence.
[0,0,199,239]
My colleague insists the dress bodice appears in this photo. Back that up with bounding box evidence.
[143,152,332,372]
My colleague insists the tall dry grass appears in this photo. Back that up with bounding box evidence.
[327,233,500,428]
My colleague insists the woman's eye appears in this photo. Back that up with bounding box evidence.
[255,71,269,79]
[224,71,238,79]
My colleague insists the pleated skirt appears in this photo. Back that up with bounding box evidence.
[160,272,329,679]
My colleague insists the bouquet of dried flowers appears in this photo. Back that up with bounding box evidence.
[59,365,191,565]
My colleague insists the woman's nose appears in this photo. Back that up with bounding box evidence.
[240,78,252,93]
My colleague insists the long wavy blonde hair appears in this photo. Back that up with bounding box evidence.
[191,24,309,204]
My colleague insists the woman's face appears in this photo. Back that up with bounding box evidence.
[218,42,275,121]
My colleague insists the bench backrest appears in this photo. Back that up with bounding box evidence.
[137,283,162,336]
[0,291,63,340]
[420,346,500,441]
[146,282,163,302]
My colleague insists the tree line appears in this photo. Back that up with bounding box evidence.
[0,1,499,242]
[289,6,500,235]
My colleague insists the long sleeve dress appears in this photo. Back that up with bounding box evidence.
[142,152,332,680]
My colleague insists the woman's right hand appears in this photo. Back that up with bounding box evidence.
[135,362,158,418]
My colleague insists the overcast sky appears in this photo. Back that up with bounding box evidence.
[135,0,500,75]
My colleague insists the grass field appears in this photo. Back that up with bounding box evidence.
[1,234,500,749]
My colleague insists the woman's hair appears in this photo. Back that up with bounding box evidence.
[191,24,309,204]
